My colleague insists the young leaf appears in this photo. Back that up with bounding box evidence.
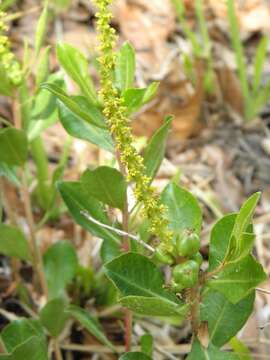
[35,2,49,56]
[58,181,120,245]
[40,83,106,129]
[201,290,255,347]
[0,128,28,166]
[56,42,97,104]
[36,46,51,87]
[66,305,116,351]
[144,116,172,180]
[104,252,188,317]
[230,337,252,360]
[40,297,69,338]
[0,224,31,261]
[119,353,152,360]
[0,336,48,360]
[208,255,266,304]
[226,192,260,262]
[43,240,78,299]
[115,42,135,92]
[58,99,113,153]
[187,339,239,360]
[1,319,45,354]
[81,166,127,210]
[142,82,159,104]
[161,182,202,234]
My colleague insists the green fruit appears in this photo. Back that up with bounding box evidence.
[154,248,174,265]
[191,252,203,266]
[176,230,200,257]
[172,260,199,288]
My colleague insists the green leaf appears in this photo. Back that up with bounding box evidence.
[0,128,28,166]
[0,224,31,261]
[43,240,78,299]
[40,83,105,129]
[36,46,51,87]
[208,255,266,304]
[29,72,65,141]
[201,290,255,347]
[119,353,152,360]
[252,37,268,94]
[0,67,13,96]
[56,42,97,104]
[0,336,48,360]
[0,163,20,186]
[187,339,239,360]
[120,295,188,317]
[58,181,120,245]
[142,82,159,104]
[144,116,172,180]
[40,297,68,338]
[35,2,49,56]
[81,166,127,210]
[104,252,188,317]
[226,192,260,262]
[161,182,202,234]
[140,334,153,357]
[208,214,236,271]
[115,42,135,92]
[122,88,146,114]
[1,319,45,353]
[230,337,252,360]
[58,99,113,152]
[66,305,115,351]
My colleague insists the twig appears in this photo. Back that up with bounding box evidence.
[80,211,155,253]
[53,339,64,360]
[256,287,270,295]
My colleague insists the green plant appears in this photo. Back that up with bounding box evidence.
[227,0,270,121]
[171,0,215,94]
[0,0,267,359]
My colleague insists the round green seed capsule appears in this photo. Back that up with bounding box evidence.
[191,252,203,266]
[175,230,200,257]
[172,260,199,288]
[154,248,174,265]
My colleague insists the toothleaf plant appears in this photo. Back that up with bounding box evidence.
[0,1,267,359]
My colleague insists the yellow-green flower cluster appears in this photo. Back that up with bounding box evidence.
[0,11,22,86]
[94,0,173,250]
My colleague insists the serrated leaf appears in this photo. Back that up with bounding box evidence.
[187,339,239,360]
[43,240,78,299]
[0,128,28,166]
[40,297,69,338]
[208,255,266,304]
[81,166,127,210]
[201,290,255,347]
[104,252,188,318]
[119,353,152,360]
[58,98,113,152]
[115,42,135,92]
[0,224,31,261]
[58,181,120,246]
[66,305,115,351]
[0,336,48,360]
[1,319,45,353]
[161,182,202,234]
[41,83,105,129]
[144,116,172,180]
[56,42,97,104]
[35,2,49,56]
